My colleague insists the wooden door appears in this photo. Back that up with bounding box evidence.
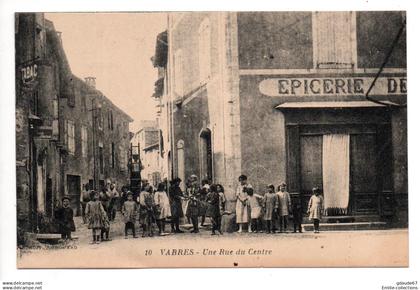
[300,135,323,210]
[350,134,379,214]
[66,175,81,216]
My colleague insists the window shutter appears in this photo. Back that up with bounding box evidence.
[174,49,184,97]
[314,12,354,69]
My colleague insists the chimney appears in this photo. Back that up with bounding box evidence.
[84,77,96,88]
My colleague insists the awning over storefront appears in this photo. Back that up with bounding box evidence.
[275,101,391,109]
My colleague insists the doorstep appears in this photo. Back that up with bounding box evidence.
[302,221,388,231]
[36,233,79,244]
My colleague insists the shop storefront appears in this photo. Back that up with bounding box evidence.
[239,72,407,223]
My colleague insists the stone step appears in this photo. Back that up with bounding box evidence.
[36,233,79,244]
[302,215,382,223]
[302,221,388,231]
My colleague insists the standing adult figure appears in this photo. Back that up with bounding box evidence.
[199,179,210,227]
[108,183,120,221]
[80,184,91,224]
[185,175,201,233]
[206,184,222,235]
[99,186,111,221]
[169,178,184,233]
[235,175,252,233]
[277,182,292,233]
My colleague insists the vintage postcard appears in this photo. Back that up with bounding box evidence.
[15,11,408,268]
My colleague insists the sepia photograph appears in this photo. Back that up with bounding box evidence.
[13,10,408,269]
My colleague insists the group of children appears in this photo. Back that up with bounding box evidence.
[53,175,324,244]
[235,175,324,234]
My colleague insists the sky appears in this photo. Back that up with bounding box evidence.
[45,12,167,132]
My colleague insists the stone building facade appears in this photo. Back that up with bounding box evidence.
[15,13,133,243]
[153,12,407,224]
[131,123,161,187]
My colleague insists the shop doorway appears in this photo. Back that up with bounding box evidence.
[299,130,380,216]
[46,177,53,217]
[66,175,81,216]
[199,129,213,182]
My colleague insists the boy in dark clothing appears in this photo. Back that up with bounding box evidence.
[54,196,76,240]
[292,202,303,233]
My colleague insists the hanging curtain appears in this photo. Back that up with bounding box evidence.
[322,134,350,215]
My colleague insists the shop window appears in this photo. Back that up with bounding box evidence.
[174,49,184,97]
[198,18,211,83]
[313,12,355,69]
[67,120,75,155]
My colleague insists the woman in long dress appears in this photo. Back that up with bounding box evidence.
[235,175,251,233]
[307,187,324,233]
[169,178,184,233]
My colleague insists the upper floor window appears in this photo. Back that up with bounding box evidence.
[97,109,103,131]
[99,142,104,174]
[119,145,127,172]
[110,142,115,169]
[81,126,88,158]
[174,49,184,97]
[313,12,356,69]
[198,18,211,83]
[108,110,114,130]
[67,120,75,155]
[81,95,87,113]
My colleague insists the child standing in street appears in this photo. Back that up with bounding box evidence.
[292,202,303,233]
[199,179,210,227]
[246,188,263,233]
[154,182,171,235]
[307,187,324,233]
[277,182,291,233]
[262,184,279,234]
[235,175,251,233]
[206,184,222,235]
[216,184,226,215]
[122,192,138,238]
[54,196,76,240]
[138,185,156,237]
[85,191,108,244]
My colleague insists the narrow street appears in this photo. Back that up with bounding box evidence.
[17,214,408,268]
